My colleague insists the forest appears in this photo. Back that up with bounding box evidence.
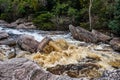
[0,0,120,35]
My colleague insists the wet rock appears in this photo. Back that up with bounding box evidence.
[0,31,9,40]
[17,35,39,53]
[16,50,31,58]
[0,52,5,61]
[109,38,120,51]
[95,69,120,80]
[94,44,111,51]
[37,36,52,52]
[47,63,101,78]
[0,38,16,46]
[0,45,12,54]
[5,49,16,59]
[0,58,86,80]
[92,29,111,42]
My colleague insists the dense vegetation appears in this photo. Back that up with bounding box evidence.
[0,0,120,34]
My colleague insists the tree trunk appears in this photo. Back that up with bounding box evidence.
[89,0,93,30]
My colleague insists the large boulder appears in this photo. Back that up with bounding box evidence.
[17,35,39,53]
[69,25,98,43]
[0,31,9,40]
[92,29,111,42]
[109,38,120,51]
[0,58,85,80]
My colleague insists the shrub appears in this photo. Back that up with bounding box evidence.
[33,12,55,30]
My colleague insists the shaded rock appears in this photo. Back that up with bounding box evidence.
[10,18,36,29]
[16,24,26,28]
[47,63,101,78]
[69,25,98,43]
[109,38,120,51]
[16,22,36,29]
[0,31,9,40]
[92,29,111,42]
[0,38,16,46]
[17,35,39,53]
[0,58,86,80]
[10,18,26,27]
[0,20,10,27]
[10,22,18,28]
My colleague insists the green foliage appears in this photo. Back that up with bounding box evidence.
[109,0,120,35]
[33,12,55,30]
[0,0,119,32]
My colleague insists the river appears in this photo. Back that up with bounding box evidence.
[0,26,120,79]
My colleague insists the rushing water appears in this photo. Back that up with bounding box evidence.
[0,26,120,79]
[0,26,72,41]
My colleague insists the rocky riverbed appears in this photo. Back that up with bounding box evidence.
[0,24,120,80]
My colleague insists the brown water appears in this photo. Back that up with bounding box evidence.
[26,39,120,78]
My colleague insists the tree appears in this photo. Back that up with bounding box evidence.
[89,0,93,30]
[109,0,120,35]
